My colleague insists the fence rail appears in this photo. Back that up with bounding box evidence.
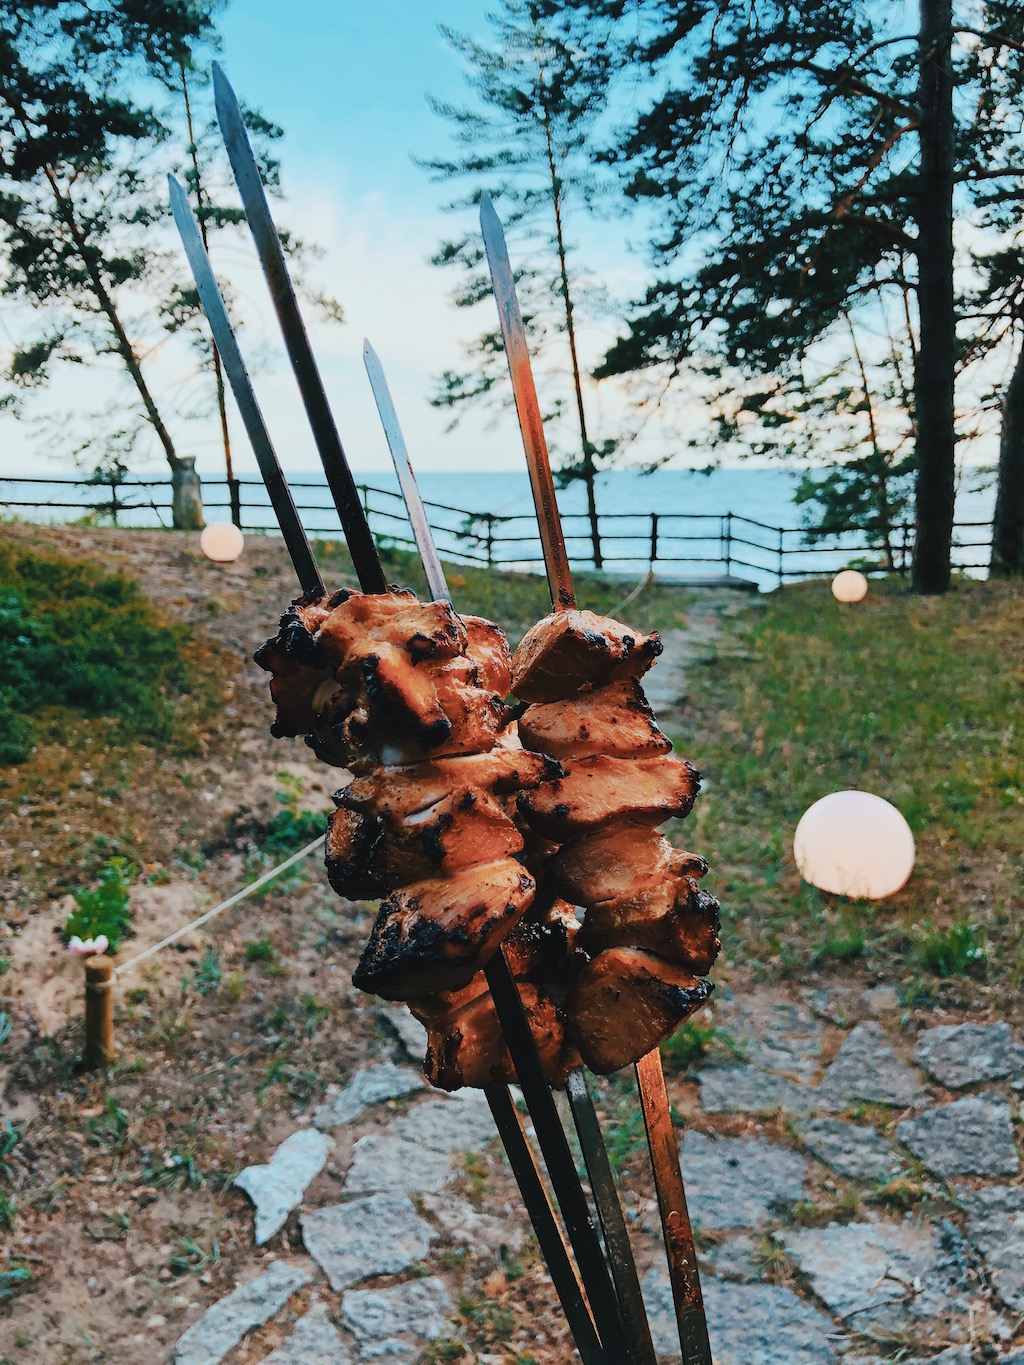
[0,475,996,590]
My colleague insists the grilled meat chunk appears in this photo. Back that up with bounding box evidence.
[352,858,536,1000]
[578,880,721,973]
[550,820,707,905]
[512,609,663,702]
[464,615,513,696]
[518,679,671,761]
[318,590,467,664]
[327,788,525,899]
[517,754,699,839]
[565,947,713,1074]
[418,983,565,1090]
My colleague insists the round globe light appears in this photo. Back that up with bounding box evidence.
[794,791,915,899]
[200,522,244,563]
[831,569,868,603]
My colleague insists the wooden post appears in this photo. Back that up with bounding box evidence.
[84,955,114,1070]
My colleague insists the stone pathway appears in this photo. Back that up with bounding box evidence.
[168,983,1024,1362]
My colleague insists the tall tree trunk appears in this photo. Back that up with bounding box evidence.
[912,0,956,593]
[991,336,1024,576]
[41,168,203,529]
[541,97,603,568]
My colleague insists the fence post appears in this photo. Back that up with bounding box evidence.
[650,513,659,568]
[485,515,495,567]
[108,480,120,528]
[229,477,241,529]
[778,528,785,588]
[84,955,114,1070]
[722,513,732,577]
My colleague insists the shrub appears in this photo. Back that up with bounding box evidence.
[64,857,134,952]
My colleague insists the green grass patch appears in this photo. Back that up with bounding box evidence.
[683,576,1024,1000]
[0,537,217,763]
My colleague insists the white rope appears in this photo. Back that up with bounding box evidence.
[112,834,326,978]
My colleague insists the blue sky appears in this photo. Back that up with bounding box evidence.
[4,1,650,481]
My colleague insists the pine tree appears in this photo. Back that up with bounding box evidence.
[562,0,1024,591]
[421,0,618,567]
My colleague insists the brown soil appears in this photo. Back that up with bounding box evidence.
[0,527,608,1363]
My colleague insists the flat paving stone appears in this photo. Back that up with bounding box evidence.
[897,1093,1019,1178]
[172,1260,312,1365]
[418,1193,526,1256]
[301,1193,434,1290]
[682,1131,809,1229]
[914,1022,1024,1090]
[955,1183,1024,1312]
[342,1134,452,1195]
[700,1233,763,1282]
[719,998,826,1082]
[234,1127,332,1245]
[699,1065,820,1116]
[312,1062,424,1128]
[390,1094,496,1154]
[796,1117,904,1183]
[818,1021,927,1108]
[342,1275,454,1360]
[777,1220,971,1340]
[263,1302,351,1363]
[376,1005,428,1062]
[643,1266,839,1363]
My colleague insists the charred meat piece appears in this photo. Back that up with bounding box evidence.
[352,858,536,1000]
[550,819,708,906]
[512,610,663,703]
[318,590,467,665]
[418,982,565,1090]
[340,737,558,823]
[578,880,721,974]
[254,597,336,738]
[464,615,513,696]
[326,788,525,899]
[518,679,671,761]
[517,754,699,840]
[564,947,713,1074]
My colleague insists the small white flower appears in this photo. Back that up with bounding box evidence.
[67,935,109,958]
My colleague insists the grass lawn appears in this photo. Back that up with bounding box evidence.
[680,575,1024,1015]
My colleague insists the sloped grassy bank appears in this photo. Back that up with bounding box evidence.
[681,575,1024,1014]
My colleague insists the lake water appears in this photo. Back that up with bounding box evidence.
[1,464,996,591]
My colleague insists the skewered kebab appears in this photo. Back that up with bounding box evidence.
[511,609,719,1074]
[170,164,617,1365]
[480,192,713,1364]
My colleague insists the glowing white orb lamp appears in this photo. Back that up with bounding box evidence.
[200,522,244,563]
[831,568,869,603]
[794,791,915,899]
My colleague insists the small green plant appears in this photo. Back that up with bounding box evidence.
[223,971,245,1002]
[64,857,135,952]
[0,1123,19,1178]
[146,1150,203,1190]
[189,948,221,996]
[915,918,987,978]
[169,1236,220,1275]
[661,1019,745,1073]
[300,993,330,1037]
[243,939,275,963]
[0,1189,16,1232]
[88,1096,129,1149]
[0,1265,31,1301]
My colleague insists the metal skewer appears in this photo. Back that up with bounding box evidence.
[212,62,386,595]
[480,192,713,1365]
[170,189,605,1360]
[364,337,626,1363]
[168,175,324,600]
